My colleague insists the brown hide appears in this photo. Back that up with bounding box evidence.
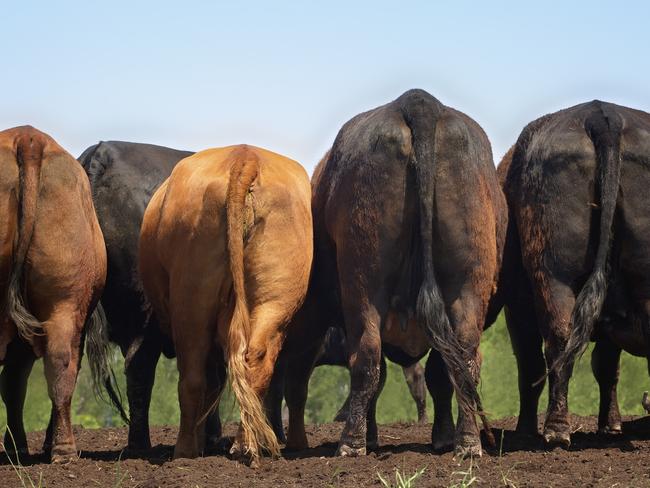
[139,144,312,463]
[0,126,106,462]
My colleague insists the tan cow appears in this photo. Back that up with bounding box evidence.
[0,126,107,462]
[139,144,312,464]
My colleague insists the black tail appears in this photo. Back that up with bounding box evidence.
[399,90,493,444]
[551,103,623,376]
[85,302,130,424]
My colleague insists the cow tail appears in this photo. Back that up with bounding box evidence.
[6,133,45,343]
[225,147,280,461]
[552,105,623,376]
[402,92,494,445]
[85,302,130,424]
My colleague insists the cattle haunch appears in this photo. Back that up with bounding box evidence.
[139,144,313,464]
[498,100,650,447]
[281,89,506,458]
[0,126,108,463]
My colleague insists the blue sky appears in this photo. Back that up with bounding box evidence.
[2,1,648,173]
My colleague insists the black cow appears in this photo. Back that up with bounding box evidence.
[78,141,194,449]
[281,89,506,458]
[498,100,650,446]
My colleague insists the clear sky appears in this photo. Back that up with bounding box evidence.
[2,0,648,174]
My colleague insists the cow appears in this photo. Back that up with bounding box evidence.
[139,144,313,464]
[0,126,108,462]
[498,100,650,446]
[280,89,506,458]
[78,141,194,450]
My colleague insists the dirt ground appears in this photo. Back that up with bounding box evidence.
[1,415,650,487]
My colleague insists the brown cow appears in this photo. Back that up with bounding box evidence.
[0,126,107,462]
[281,89,506,458]
[139,144,312,464]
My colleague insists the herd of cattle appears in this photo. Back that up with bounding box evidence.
[1,89,649,466]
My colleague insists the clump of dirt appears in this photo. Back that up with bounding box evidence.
[1,415,649,487]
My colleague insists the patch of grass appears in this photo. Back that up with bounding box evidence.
[449,457,478,488]
[377,467,426,488]
[91,450,129,487]
[112,450,129,488]
[2,426,44,488]
[327,467,346,487]
[496,429,521,487]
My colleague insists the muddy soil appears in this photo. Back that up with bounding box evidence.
[1,415,649,487]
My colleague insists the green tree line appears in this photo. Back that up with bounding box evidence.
[2,314,649,432]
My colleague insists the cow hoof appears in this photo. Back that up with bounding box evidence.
[366,429,378,451]
[514,418,539,436]
[229,441,260,466]
[127,440,152,452]
[4,446,29,461]
[275,430,287,445]
[432,424,455,452]
[432,437,454,452]
[453,441,482,460]
[598,424,622,435]
[173,446,199,460]
[229,440,245,457]
[515,425,539,437]
[336,443,366,457]
[206,436,232,454]
[285,432,309,451]
[543,429,571,448]
[51,445,77,464]
[229,440,253,459]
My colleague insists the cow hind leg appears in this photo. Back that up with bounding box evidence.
[505,299,546,435]
[333,394,351,422]
[264,354,287,444]
[403,362,428,424]
[172,306,213,459]
[204,348,227,451]
[0,340,35,458]
[284,332,326,451]
[365,355,386,451]
[591,338,622,434]
[42,309,83,463]
[125,330,162,450]
[228,303,291,461]
[336,298,383,457]
[425,349,454,451]
[443,297,485,458]
[540,282,576,447]
[44,334,84,453]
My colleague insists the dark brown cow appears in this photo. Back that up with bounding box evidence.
[498,100,650,446]
[281,89,506,458]
[0,126,107,462]
[139,145,312,464]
